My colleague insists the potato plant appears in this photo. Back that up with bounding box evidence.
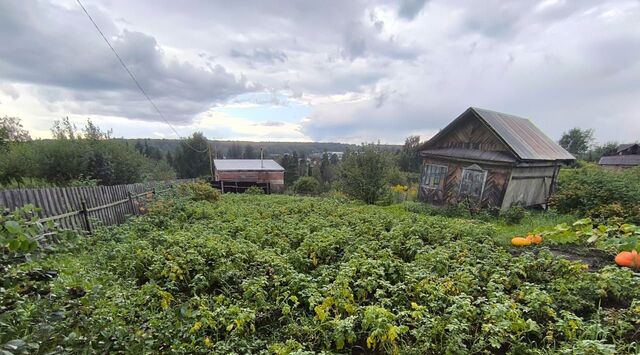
[1,194,639,354]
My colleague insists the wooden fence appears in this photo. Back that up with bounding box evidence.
[0,179,193,233]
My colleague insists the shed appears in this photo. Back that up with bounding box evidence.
[213,159,285,193]
[419,107,575,209]
[598,143,640,170]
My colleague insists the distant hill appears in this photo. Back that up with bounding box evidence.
[121,139,401,157]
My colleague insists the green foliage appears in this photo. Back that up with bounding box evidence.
[535,217,640,253]
[0,118,176,187]
[501,204,526,225]
[173,132,210,179]
[245,185,265,195]
[551,165,640,223]
[1,204,78,263]
[2,195,639,353]
[293,176,320,195]
[397,135,422,173]
[178,181,220,202]
[559,127,594,157]
[339,144,393,204]
[280,152,300,186]
[0,116,31,143]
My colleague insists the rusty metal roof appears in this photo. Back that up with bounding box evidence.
[598,155,640,166]
[617,143,639,153]
[421,148,516,164]
[213,159,284,171]
[470,107,575,161]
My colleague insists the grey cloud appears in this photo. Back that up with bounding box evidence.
[0,1,253,123]
[0,84,19,100]
[398,0,429,20]
[230,48,288,64]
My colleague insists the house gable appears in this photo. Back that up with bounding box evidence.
[424,109,514,155]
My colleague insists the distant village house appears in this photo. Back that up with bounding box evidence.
[419,107,575,210]
[598,143,640,170]
[213,159,285,193]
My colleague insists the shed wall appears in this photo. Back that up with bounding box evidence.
[215,170,284,185]
[420,157,511,208]
[500,166,556,209]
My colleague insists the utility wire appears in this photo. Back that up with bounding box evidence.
[76,0,209,154]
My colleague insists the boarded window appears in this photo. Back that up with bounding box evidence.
[421,164,448,189]
[459,165,487,199]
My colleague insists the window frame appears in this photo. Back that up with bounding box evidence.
[458,165,487,200]
[420,164,448,190]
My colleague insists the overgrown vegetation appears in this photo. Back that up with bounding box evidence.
[551,164,640,223]
[0,118,176,187]
[2,194,639,353]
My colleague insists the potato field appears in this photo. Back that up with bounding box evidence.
[2,192,640,354]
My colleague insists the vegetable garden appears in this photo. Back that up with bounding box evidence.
[2,191,640,354]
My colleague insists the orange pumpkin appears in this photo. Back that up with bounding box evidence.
[526,234,543,245]
[511,237,532,247]
[615,250,639,268]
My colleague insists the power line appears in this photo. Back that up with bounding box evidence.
[75,0,208,154]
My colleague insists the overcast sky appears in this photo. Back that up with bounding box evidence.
[1,0,639,144]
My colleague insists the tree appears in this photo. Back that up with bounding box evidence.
[339,144,392,204]
[86,150,114,185]
[559,128,594,156]
[0,116,31,143]
[243,144,256,159]
[165,151,175,168]
[83,118,112,140]
[398,135,421,172]
[173,132,210,178]
[330,153,339,165]
[51,116,78,140]
[281,153,299,186]
[319,152,333,184]
[227,143,243,159]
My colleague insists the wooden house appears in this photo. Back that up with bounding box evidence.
[213,159,285,193]
[598,143,640,170]
[419,107,575,209]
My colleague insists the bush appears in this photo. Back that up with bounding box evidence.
[551,165,640,223]
[293,176,319,195]
[245,185,265,195]
[501,204,526,225]
[178,181,220,202]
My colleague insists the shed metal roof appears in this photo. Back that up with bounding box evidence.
[422,107,575,162]
[617,143,638,153]
[421,148,517,164]
[470,108,575,161]
[598,155,640,166]
[213,159,284,171]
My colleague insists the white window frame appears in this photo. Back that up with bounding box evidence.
[421,164,448,190]
[458,164,487,200]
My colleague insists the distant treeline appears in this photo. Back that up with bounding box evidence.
[120,139,400,158]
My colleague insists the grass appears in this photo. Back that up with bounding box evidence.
[492,210,576,246]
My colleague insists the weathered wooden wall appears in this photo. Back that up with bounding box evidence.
[215,170,284,184]
[420,157,511,208]
[430,115,509,152]
[0,180,193,232]
[501,166,557,209]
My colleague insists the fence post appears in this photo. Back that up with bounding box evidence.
[80,199,92,235]
[128,192,137,216]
